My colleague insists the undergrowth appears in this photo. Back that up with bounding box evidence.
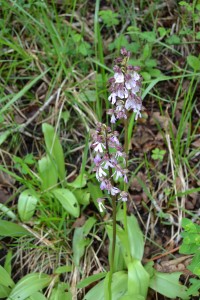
[0,1,200,299]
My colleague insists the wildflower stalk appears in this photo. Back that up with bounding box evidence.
[108,194,116,300]
[123,116,131,262]
[92,47,143,300]
[105,129,117,300]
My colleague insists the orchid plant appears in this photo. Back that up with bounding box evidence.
[92,48,143,299]
[88,48,189,300]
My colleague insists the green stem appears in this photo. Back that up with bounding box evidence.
[105,128,117,300]
[108,194,117,300]
[123,116,131,262]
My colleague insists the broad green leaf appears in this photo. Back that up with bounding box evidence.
[52,188,80,218]
[8,273,51,300]
[0,220,29,237]
[149,271,188,299]
[27,292,47,300]
[104,272,110,300]
[42,123,65,181]
[73,189,90,205]
[49,283,72,300]
[77,272,106,288]
[107,225,126,271]
[72,227,90,266]
[187,55,200,71]
[144,261,154,277]
[38,156,58,190]
[127,215,144,260]
[128,260,149,298]
[82,217,97,236]
[0,284,11,298]
[121,295,144,300]
[0,266,15,288]
[66,174,87,188]
[83,271,128,300]
[18,189,39,222]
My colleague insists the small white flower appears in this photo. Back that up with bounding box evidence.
[125,78,136,90]
[125,98,133,110]
[103,160,114,170]
[108,92,117,104]
[131,85,140,94]
[134,109,141,120]
[98,202,106,212]
[111,186,120,195]
[115,169,123,180]
[93,142,105,153]
[118,191,128,202]
[97,198,106,212]
[114,72,124,83]
[133,71,140,81]
[96,166,106,180]
[111,114,116,123]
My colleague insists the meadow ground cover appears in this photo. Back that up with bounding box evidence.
[0,1,200,299]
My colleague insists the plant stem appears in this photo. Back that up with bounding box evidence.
[123,116,131,261]
[108,194,117,300]
[105,128,117,300]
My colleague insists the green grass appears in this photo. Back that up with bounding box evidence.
[0,1,200,299]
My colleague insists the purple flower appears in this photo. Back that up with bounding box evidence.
[111,114,116,123]
[100,180,108,190]
[118,191,128,202]
[113,66,124,83]
[110,186,120,195]
[94,153,102,164]
[109,135,120,146]
[103,159,114,170]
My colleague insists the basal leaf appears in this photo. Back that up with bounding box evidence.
[49,283,72,300]
[83,271,128,300]
[0,266,15,288]
[77,273,106,289]
[128,260,149,298]
[38,156,58,190]
[107,225,126,271]
[0,220,30,237]
[8,273,51,300]
[0,284,11,298]
[52,188,80,218]
[42,123,65,181]
[149,271,188,299]
[18,189,39,222]
[27,292,47,300]
[72,227,90,266]
[127,215,144,261]
[66,174,87,188]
